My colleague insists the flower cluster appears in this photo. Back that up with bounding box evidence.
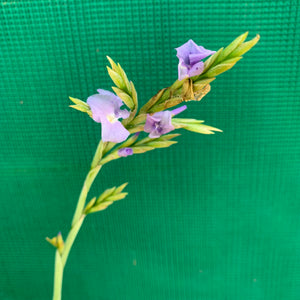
[88,89,187,143]
[70,34,260,159]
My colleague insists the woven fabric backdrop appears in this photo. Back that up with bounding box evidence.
[1,1,300,299]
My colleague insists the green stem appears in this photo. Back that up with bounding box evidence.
[52,139,104,300]
[52,250,63,300]
[71,165,101,227]
[61,215,86,266]
[91,141,106,169]
[52,215,85,300]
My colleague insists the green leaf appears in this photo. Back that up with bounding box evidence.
[131,146,155,153]
[84,197,96,214]
[172,118,222,134]
[106,56,120,72]
[205,63,235,78]
[130,81,138,107]
[146,140,177,148]
[107,66,125,89]
[222,57,243,64]
[117,63,132,93]
[217,32,248,62]
[157,133,181,141]
[106,192,128,202]
[149,97,183,113]
[86,183,128,214]
[127,124,145,134]
[69,104,89,113]
[97,187,116,204]
[128,114,147,126]
[114,182,128,194]
[204,57,242,77]
[140,88,166,113]
[46,236,57,248]
[202,47,223,73]
[183,123,222,134]
[170,79,186,90]
[172,118,204,125]
[99,151,120,165]
[118,134,139,148]
[134,136,155,146]
[112,86,134,110]
[69,97,91,115]
[159,89,171,102]
[69,97,87,106]
[228,34,260,58]
[88,201,114,213]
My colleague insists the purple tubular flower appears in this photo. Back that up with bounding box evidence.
[87,89,130,143]
[118,147,133,157]
[144,105,187,138]
[175,40,215,81]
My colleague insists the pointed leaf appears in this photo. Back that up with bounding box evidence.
[217,32,248,62]
[183,123,222,134]
[106,192,128,202]
[130,81,138,107]
[88,201,114,213]
[170,79,186,90]
[140,88,166,113]
[228,34,260,58]
[112,86,134,110]
[146,140,178,148]
[69,97,87,106]
[114,183,128,195]
[204,57,241,77]
[172,118,204,125]
[129,114,147,126]
[84,197,97,214]
[97,187,116,204]
[157,133,181,141]
[119,134,139,148]
[117,63,132,93]
[131,146,155,153]
[46,236,57,248]
[202,47,223,73]
[106,56,119,72]
[69,104,91,114]
[107,67,125,89]
[149,97,183,113]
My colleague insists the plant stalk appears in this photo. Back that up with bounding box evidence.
[52,138,104,300]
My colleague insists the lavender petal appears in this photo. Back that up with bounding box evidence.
[118,148,133,157]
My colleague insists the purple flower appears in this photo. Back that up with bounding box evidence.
[175,40,215,81]
[118,147,133,157]
[144,105,187,138]
[87,89,130,143]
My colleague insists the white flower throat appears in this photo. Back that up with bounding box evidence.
[106,113,118,123]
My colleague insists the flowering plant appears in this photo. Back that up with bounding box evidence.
[47,32,259,300]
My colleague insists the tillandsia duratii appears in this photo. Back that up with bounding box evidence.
[47,32,260,300]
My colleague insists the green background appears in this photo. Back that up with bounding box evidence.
[1,0,300,299]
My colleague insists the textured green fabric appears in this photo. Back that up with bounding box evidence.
[1,1,300,299]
